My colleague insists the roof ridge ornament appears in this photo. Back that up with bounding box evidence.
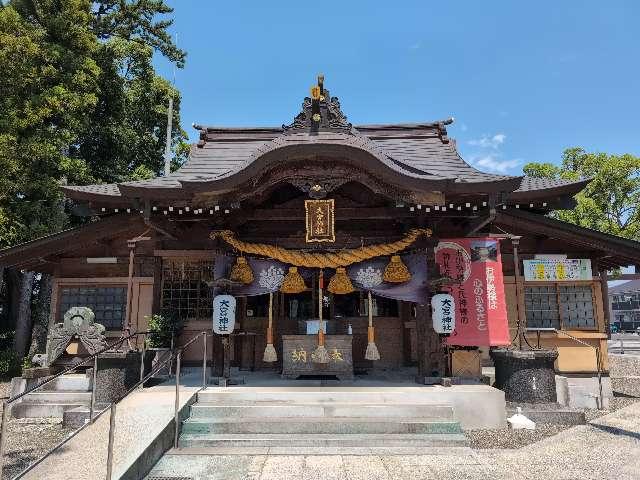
[283,74,353,133]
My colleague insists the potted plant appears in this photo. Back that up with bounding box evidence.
[144,314,182,378]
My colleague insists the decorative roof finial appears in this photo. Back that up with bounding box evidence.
[318,73,325,97]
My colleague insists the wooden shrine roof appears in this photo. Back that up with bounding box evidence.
[62,85,588,209]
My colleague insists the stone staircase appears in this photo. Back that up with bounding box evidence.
[11,373,93,423]
[177,388,469,454]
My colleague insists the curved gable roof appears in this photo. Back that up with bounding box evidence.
[61,84,588,207]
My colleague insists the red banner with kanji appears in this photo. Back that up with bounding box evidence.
[434,238,510,346]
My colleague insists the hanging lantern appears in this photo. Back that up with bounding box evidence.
[230,256,254,284]
[383,255,411,283]
[262,292,277,363]
[364,291,381,361]
[280,266,307,294]
[327,267,354,295]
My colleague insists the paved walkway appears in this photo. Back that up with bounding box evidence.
[147,400,640,480]
[21,381,199,480]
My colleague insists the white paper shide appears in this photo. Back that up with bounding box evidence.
[431,293,455,334]
[212,294,236,335]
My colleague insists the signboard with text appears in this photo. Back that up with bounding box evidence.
[434,238,510,346]
[523,258,592,281]
[212,294,236,335]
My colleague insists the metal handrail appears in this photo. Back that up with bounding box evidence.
[11,341,176,480]
[0,330,149,480]
[5,331,149,405]
[1,330,211,480]
[104,331,209,480]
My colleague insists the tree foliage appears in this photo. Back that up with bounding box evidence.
[0,0,187,248]
[523,148,640,240]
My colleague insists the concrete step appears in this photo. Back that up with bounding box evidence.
[167,445,475,456]
[178,433,469,449]
[11,402,86,418]
[189,402,455,420]
[21,391,92,404]
[182,417,462,435]
[39,374,91,392]
[62,403,109,428]
[194,385,507,430]
[196,388,458,404]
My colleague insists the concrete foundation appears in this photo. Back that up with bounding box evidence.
[555,374,613,409]
[194,384,506,430]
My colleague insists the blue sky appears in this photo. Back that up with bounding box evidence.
[154,1,640,176]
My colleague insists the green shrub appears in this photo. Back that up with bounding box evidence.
[0,350,22,379]
[146,314,183,348]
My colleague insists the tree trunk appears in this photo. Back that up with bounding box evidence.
[8,269,21,330]
[29,274,52,357]
[14,271,35,359]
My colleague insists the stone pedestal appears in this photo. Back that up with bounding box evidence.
[491,348,558,403]
[95,351,141,403]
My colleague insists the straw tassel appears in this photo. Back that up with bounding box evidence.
[383,255,411,283]
[313,270,330,363]
[280,266,307,294]
[230,256,254,284]
[364,291,381,361]
[327,267,354,294]
[262,292,277,362]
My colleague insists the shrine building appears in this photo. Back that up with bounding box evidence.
[1,76,638,407]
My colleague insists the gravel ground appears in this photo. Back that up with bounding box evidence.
[0,382,75,480]
[0,418,74,480]
[0,381,11,399]
[467,395,639,449]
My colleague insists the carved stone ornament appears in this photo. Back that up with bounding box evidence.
[47,306,109,365]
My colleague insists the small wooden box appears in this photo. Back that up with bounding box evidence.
[451,349,481,378]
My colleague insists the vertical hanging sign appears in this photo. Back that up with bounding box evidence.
[434,238,510,346]
[212,294,236,335]
[305,199,335,242]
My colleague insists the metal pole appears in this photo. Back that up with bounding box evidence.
[173,352,182,449]
[202,333,207,389]
[0,401,10,479]
[511,237,525,349]
[620,338,625,354]
[106,403,117,480]
[168,331,175,378]
[90,355,98,423]
[163,97,174,176]
[596,346,604,410]
[139,338,147,389]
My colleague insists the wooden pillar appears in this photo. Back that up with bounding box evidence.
[595,260,611,336]
[124,240,136,336]
[415,244,447,381]
[151,256,162,315]
[212,334,224,377]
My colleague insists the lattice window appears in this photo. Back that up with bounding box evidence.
[161,260,214,321]
[58,286,127,330]
[524,283,596,330]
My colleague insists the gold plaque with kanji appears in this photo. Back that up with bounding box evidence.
[305,199,335,243]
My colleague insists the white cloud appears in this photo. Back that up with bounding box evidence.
[471,154,521,173]
[468,133,506,149]
[460,123,468,132]
[409,42,421,50]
